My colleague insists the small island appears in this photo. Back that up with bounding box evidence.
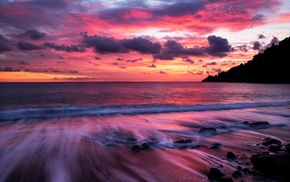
[202,36,290,83]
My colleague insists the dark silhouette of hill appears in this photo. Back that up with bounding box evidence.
[202,36,290,83]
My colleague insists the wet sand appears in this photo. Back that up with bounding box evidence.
[0,108,290,182]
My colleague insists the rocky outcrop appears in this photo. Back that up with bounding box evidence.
[202,36,290,83]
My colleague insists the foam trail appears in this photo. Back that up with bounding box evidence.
[1,101,290,121]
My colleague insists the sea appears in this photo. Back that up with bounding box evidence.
[0,82,290,181]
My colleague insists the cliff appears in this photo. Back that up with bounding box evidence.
[202,36,290,83]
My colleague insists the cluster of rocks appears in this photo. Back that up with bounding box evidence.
[251,137,290,180]
[131,142,152,152]
[208,151,252,181]
[131,138,201,152]
[243,121,271,129]
[208,137,290,181]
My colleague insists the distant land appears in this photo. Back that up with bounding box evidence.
[202,36,290,83]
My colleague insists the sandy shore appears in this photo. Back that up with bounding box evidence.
[0,118,290,182]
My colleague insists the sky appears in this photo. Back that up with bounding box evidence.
[0,0,289,82]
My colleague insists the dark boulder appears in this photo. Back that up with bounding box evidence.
[132,145,141,152]
[249,121,270,129]
[242,168,251,174]
[140,143,150,150]
[173,139,192,144]
[262,137,281,146]
[268,144,282,152]
[227,152,237,159]
[208,168,224,180]
[173,139,193,149]
[232,171,242,178]
[251,152,290,179]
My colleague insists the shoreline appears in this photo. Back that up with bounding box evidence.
[0,105,290,181]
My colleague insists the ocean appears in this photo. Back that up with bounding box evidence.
[0,82,290,181]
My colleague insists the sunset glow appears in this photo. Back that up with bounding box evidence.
[1,0,290,82]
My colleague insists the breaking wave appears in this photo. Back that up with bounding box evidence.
[1,101,290,121]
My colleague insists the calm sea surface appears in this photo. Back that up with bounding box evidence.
[0,82,290,181]
[1,82,290,112]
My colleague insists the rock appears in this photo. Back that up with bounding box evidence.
[210,143,222,149]
[268,144,282,152]
[242,168,251,174]
[208,168,224,180]
[251,152,290,179]
[173,139,193,149]
[199,127,217,136]
[232,171,242,178]
[173,139,192,144]
[237,166,242,171]
[190,145,200,149]
[286,143,290,153]
[262,137,281,146]
[140,143,149,150]
[132,145,141,152]
[249,121,270,129]
[227,152,237,159]
[219,177,233,182]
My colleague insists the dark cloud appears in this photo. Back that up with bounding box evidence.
[122,37,162,54]
[82,34,161,54]
[16,30,46,40]
[268,37,279,46]
[53,77,96,81]
[0,34,12,52]
[154,35,232,60]
[206,35,232,57]
[252,14,264,21]
[125,58,142,63]
[188,70,204,75]
[253,41,261,50]
[58,56,64,59]
[148,64,156,68]
[0,0,70,30]
[151,1,205,17]
[236,44,249,52]
[94,57,102,60]
[49,68,79,74]
[183,57,194,64]
[0,67,21,72]
[17,41,43,50]
[159,71,167,74]
[43,42,85,52]
[154,40,204,60]
[82,34,128,54]
[212,68,222,73]
[19,61,29,65]
[258,34,266,39]
[203,61,217,67]
[112,62,118,65]
[117,58,124,61]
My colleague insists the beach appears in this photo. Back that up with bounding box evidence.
[0,82,290,181]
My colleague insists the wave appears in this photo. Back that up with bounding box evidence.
[1,101,290,121]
